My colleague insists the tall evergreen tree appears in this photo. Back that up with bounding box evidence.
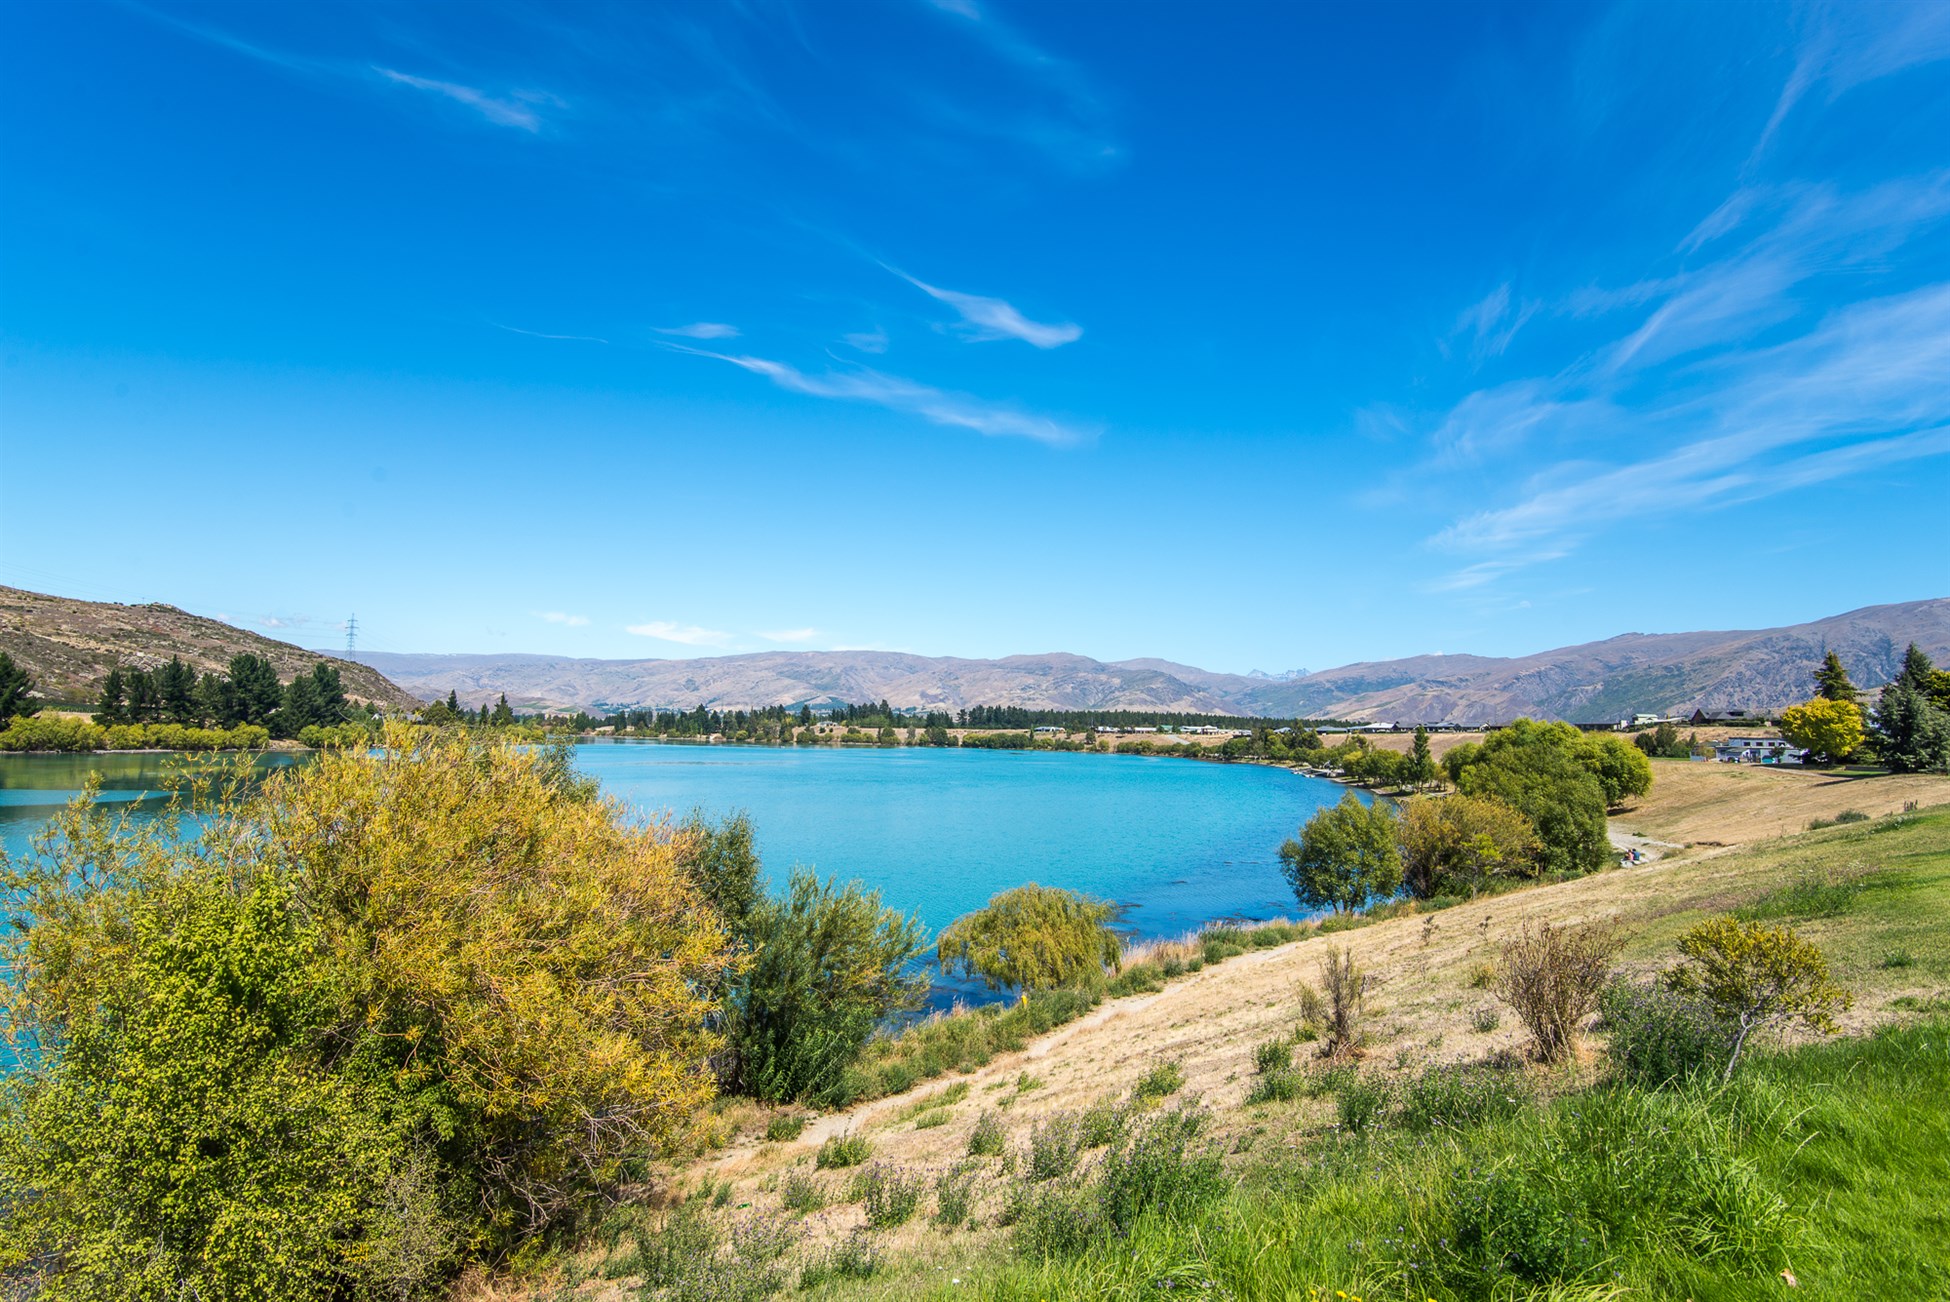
[95,666,128,725]
[1813,650,1858,704]
[1408,725,1437,786]
[309,663,349,724]
[0,652,36,724]
[125,669,162,723]
[227,653,284,727]
[491,694,516,727]
[1874,643,1950,774]
[195,671,232,728]
[277,673,325,737]
[447,689,462,717]
[157,657,198,724]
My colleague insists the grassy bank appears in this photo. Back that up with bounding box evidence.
[543,803,1950,1302]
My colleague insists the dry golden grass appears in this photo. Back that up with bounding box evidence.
[1612,759,1950,846]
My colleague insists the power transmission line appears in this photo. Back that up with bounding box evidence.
[345,615,358,657]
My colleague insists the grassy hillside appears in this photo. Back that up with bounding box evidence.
[539,791,1950,1302]
[0,585,419,709]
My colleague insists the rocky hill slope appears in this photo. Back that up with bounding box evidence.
[0,586,420,711]
[354,598,1948,723]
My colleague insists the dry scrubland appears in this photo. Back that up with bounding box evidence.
[530,762,1950,1301]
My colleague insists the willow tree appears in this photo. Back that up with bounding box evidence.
[937,883,1123,993]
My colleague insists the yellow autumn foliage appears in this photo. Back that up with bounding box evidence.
[256,726,740,1233]
[1,729,739,1298]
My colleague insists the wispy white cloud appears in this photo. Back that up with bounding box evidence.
[495,323,609,344]
[537,611,590,627]
[1412,168,1950,591]
[1449,283,1537,360]
[844,328,890,354]
[125,5,561,134]
[1750,2,1950,165]
[670,345,1090,446]
[759,627,820,643]
[915,0,1122,172]
[893,269,1081,348]
[1429,282,1950,564]
[375,68,549,132]
[258,615,313,630]
[655,322,741,340]
[626,621,735,647]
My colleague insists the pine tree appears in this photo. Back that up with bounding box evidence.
[96,666,128,725]
[1874,644,1950,774]
[1408,725,1437,786]
[227,654,285,727]
[491,693,515,727]
[0,652,36,724]
[125,669,161,723]
[447,689,462,717]
[1813,650,1858,704]
[279,673,325,738]
[158,657,198,724]
[195,672,232,727]
[310,663,349,724]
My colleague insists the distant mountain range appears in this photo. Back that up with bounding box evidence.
[348,599,1949,725]
[0,586,420,711]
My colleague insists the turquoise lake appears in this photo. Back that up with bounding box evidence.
[0,743,1360,1005]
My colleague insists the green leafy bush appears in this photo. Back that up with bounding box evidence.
[0,731,734,1299]
[815,1132,872,1169]
[857,1163,924,1228]
[1096,1107,1227,1235]
[1008,1183,1103,1260]
[776,1167,825,1214]
[967,1110,1008,1157]
[730,870,929,1106]
[1026,1113,1083,1181]
[798,1230,879,1284]
[1078,1098,1127,1147]
[1134,1060,1185,1100]
[764,1114,806,1142]
[1252,1038,1293,1075]
[1246,1068,1301,1104]
[0,715,104,751]
[1334,1074,1392,1131]
[1599,979,1731,1086]
[925,1161,977,1230]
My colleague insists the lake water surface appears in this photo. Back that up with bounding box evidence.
[0,743,1358,1001]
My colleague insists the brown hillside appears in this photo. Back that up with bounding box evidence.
[0,585,421,710]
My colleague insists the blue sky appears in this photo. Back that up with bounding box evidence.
[3,0,1947,673]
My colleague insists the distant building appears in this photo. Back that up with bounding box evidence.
[1691,708,1768,726]
[1712,737,1806,764]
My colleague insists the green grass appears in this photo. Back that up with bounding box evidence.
[815,1132,872,1169]
[961,1019,1950,1301]
[1638,806,1950,989]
